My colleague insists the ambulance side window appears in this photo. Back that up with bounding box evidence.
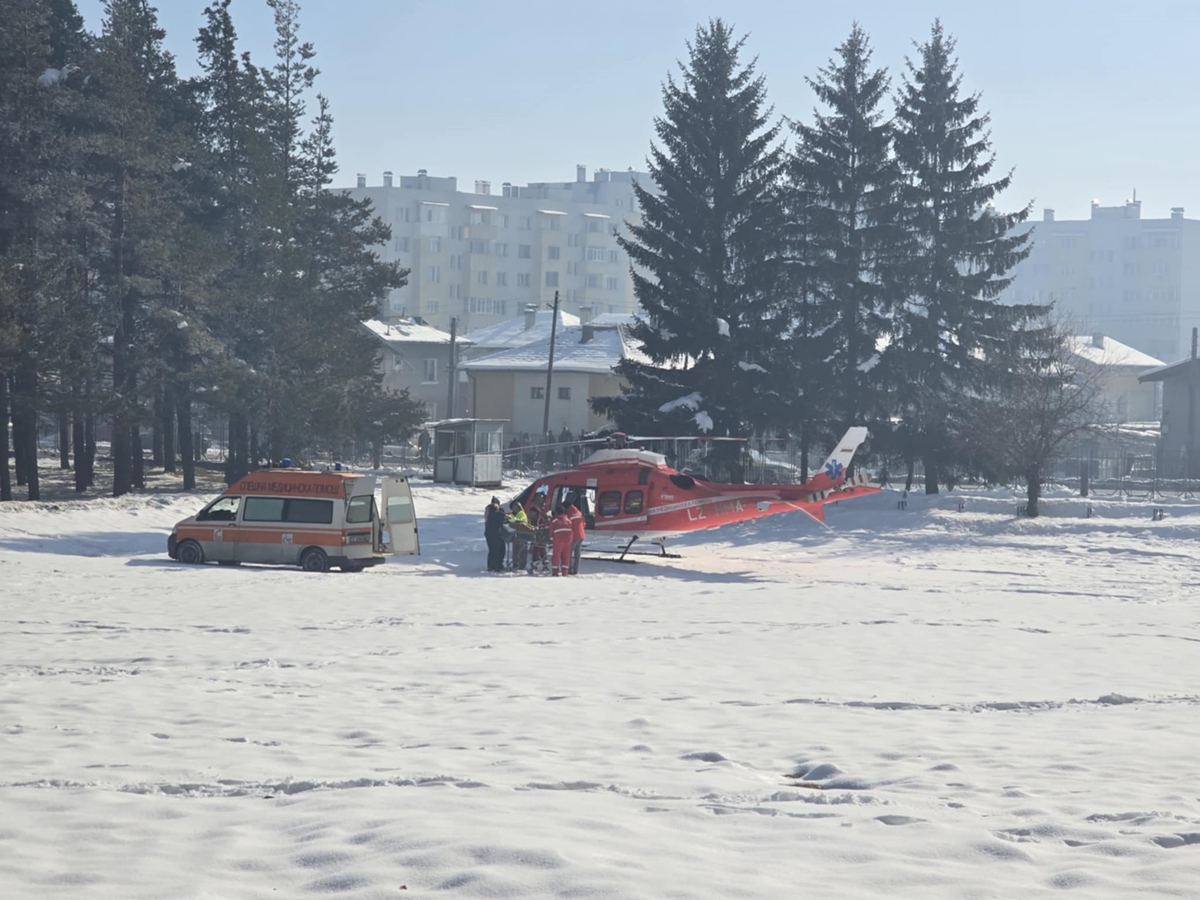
[596,491,622,517]
[286,499,335,524]
[243,497,285,522]
[198,496,241,522]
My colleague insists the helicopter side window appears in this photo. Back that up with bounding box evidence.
[669,473,696,490]
[638,468,650,485]
[596,490,622,517]
[623,490,644,515]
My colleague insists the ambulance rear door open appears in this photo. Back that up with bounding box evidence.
[381,475,420,556]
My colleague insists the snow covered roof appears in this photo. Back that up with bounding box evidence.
[1138,356,1200,382]
[463,309,581,351]
[362,318,468,347]
[461,324,637,375]
[1069,335,1163,370]
[589,312,638,328]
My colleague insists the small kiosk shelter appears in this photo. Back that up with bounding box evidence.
[432,419,507,487]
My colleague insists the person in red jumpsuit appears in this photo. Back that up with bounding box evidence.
[564,497,586,575]
[549,505,574,577]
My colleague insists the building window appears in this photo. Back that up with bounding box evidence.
[496,272,508,287]
[567,262,578,276]
[547,245,561,260]
[608,250,619,263]
[451,225,467,240]
[449,284,461,300]
[586,274,601,289]
[427,236,441,252]
[394,236,410,252]
[586,247,606,262]
[396,208,410,223]
[587,219,603,233]
[530,386,545,400]
[449,255,462,270]
[423,206,446,224]
[467,297,508,315]
[469,239,488,254]
[519,216,532,230]
[477,270,488,285]
[423,359,437,383]
[558,386,571,400]
[496,214,509,229]
[567,233,580,247]
[428,265,440,283]
[606,276,618,291]
[517,273,531,287]
[545,271,559,287]
[518,244,532,259]
[469,211,488,225]
[495,242,508,257]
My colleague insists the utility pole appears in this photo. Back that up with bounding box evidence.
[541,290,559,437]
[446,317,457,419]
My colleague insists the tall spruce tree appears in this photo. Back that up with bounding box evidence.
[790,24,901,453]
[187,0,273,484]
[595,19,789,439]
[88,0,186,496]
[885,21,1042,493]
[0,0,90,500]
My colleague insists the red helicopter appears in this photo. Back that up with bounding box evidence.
[511,427,879,555]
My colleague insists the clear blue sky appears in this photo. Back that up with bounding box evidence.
[81,0,1200,221]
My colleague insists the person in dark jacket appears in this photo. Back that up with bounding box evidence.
[484,497,506,572]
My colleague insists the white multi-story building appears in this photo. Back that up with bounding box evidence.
[341,165,649,335]
[1000,199,1200,363]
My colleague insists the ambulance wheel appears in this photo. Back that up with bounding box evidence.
[300,547,329,573]
[176,540,204,565]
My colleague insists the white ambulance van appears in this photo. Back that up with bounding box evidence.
[167,468,419,572]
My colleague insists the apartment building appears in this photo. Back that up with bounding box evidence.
[999,198,1200,363]
[341,165,648,335]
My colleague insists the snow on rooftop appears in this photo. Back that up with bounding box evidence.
[1069,335,1163,369]
[463,309,581,351]
[361,318,465,346]
[461,324,634,374]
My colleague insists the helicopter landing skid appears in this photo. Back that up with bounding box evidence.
[584,535,682,564]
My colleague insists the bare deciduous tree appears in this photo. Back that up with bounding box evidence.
[954,317,1110,517]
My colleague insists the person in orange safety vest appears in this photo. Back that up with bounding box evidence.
[548,505,574,576]
[564,499,585,575]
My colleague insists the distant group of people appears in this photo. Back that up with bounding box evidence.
[483,494,585,576]
[505,428,584,471]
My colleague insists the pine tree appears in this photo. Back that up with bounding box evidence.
[182,0,272,486]
[0,0,90,500]
[885,21,1042,493]
[88,0,186,496]
[595,19,789,440]
[790,24,902,453]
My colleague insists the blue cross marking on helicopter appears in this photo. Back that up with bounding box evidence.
[825,460,844,480]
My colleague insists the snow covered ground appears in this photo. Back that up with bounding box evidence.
[2,482,1200,898]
